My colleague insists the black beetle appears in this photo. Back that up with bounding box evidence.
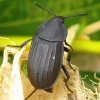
[7,2,88,99]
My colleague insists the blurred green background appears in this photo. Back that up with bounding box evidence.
[0,0,100,92]
[0,0,99,36]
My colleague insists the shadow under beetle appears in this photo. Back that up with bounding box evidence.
[8,2,88,99]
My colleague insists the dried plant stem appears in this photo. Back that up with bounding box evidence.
[81,21,100,35]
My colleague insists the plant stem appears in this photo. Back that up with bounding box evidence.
[1,36,100,54]
[72,39,100,54]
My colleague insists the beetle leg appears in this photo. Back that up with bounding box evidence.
[25,88,37,100]
[7,39,32,48]
[19,39,32,48]
[64,47,75,71]
[62,65,73,93]
[62,65,70,81]
[64,40,73,51]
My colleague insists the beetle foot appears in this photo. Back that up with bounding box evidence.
[64,79,73,93]
[66,83,73,93]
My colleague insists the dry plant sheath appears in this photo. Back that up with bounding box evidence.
[0,46,26,100]
[1,46,100,100]
[9,46,27,100]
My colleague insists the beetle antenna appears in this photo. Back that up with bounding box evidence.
[34,2,56,17]
[64,13,88,19]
